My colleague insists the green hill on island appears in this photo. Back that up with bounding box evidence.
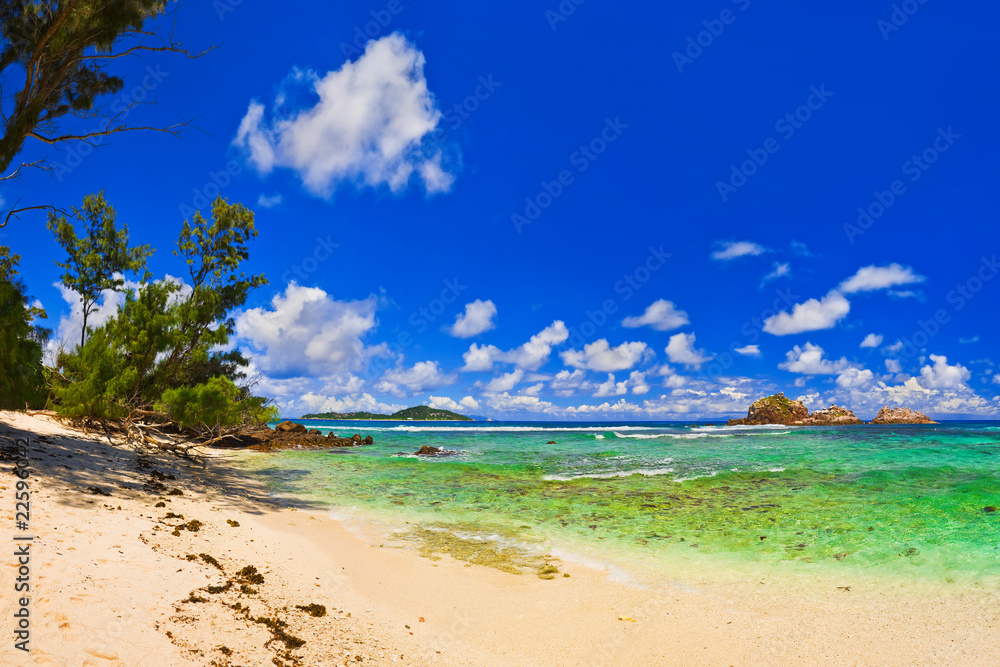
[300,405,473,421]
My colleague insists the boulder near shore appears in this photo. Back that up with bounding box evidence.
[225,423,375,451]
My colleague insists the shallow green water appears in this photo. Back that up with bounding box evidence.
[233,421,1000,585]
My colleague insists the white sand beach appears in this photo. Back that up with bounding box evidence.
[1,411,997,666]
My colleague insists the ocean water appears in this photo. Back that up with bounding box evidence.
[231,421,1000,588]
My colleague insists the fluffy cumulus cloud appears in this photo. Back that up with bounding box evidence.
[621,299,689,331]
[734,344,760,356]
[763,291,851,336]
[885,359,903,374]
[483,368,524,393]
[375,360,456,397]
[561,339,649,372]
[235,283,378,377]
[549,369,592,397]
[593,374,628,397]
[860,333,883,348]
[839,264,925,294]
[448,299,497,338]
[778,343,853,375]
[836,367,875,389]
[664,333,711,368]
[918,355,971,390]
[711,240,767,261]
[428,395,480,412]
[462,321,569,371]
[233,33,453,197]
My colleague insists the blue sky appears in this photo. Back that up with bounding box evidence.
[5,0,999,419]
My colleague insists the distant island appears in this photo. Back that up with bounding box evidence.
[300,405,474,421]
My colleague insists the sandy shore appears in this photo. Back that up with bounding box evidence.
[1,411,997,666]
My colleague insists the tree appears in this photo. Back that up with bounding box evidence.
[47,190,152,347]
[52,196,275,438]
[0,0,207,225]
[0,246,49,408]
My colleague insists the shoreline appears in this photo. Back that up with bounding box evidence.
[2,410,998,665]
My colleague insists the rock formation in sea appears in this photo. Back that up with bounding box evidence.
[729,394,933,425]
[726,393,809,425]
[870,406,938,424]
[797,405,864,425]
[220,423,376,451]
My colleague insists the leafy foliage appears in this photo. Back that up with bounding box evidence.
[159,377,277,431]
[47,191,152,347]
[52,196,272,434]
[0,0,191,176]
[0,247,49,408]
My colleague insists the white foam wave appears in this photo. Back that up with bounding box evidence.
[543,467,676,481]
[612,432,735,440]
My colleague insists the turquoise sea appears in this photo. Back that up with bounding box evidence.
[232,420,1000,588]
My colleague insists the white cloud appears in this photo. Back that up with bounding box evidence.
[734,344,760,357]
[449,299,497,338]
[711,241,767,261]
[628,371,651,395]
[561,339,649,372]
[593,374,628,397]
[664,333,711,368]
[918,355,970,390]
[485,392,556,414]
[992,374,1000,385]
[621,300,689,331]
[428,395,480,412]
[885,359,903,374]
[836,367,875,390]
[839,263,925,294]
[462,343,502,372]
[760,262,790,285]
[235,283,378,377]
[484,369,524,393]
[257,193,283,208]
[778,343,853,375]
[549,369,592,397]
[885,340,904,353]
[763,291,850,335]
[860,333,883,348]
[462,321,569,371]
[376,360,456,397]
[298,392,403,416]
[234,34,452,197]
[719,386,749,402]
